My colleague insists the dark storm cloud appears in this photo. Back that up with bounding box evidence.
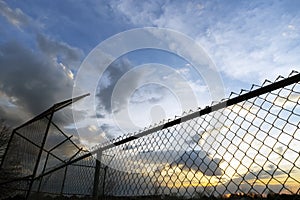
[0,1,85,127]
[0,2,89,161]
[0,41,73,124]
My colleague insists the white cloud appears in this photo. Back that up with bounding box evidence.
[195,2,300,82]
[111,0,163,26]
[88,124,98,132]
[110,0,300,84]
[0,1,29,29]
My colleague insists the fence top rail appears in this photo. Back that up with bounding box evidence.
[14,93,90,131]
[92,70,300,152]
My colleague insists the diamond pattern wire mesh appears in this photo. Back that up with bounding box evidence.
[0,95,95,199]
[96,71,300,199]
[0,116,50,196]
[28,124,97,197]
[34,151,96,196]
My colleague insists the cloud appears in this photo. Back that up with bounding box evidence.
[219,165,288,194]
[170,150,223,176]
[110,0,300,83]
[0,0,29,29]
[273,93,300,108]
[110,0,164,26]
[0,2,85,128]
[108,146,223,177]
[0,41,74,125]
[130,84,165,104]
[96,58,141,114]
[195,2,300,82]
[36,33,83,69]
[243,166,286,182]
[94,60,205,136]
[100,128,186,170]
[110,0,203,33]
[0,1,83,70]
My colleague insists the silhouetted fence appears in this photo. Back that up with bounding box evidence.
[0,71,300,200]
[0,94,96,199]
[94,71,300,199]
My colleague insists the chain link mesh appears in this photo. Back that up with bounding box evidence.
[97,71,300,199]
[0,95,96,199]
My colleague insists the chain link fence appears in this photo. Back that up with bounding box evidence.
[0,71,299,200]
[94,71,300,199]
[0,94,97,199]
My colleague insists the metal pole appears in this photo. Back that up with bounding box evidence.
[59,149,82,196]
[102,166,107,199]
[60,166,68,195]
[93,150,102,199]
[37,152,50,193]
[26,109,54,199]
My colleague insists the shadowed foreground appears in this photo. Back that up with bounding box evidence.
[3,193,300,200]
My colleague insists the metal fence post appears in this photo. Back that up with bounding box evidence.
[37,152,50,193]
[26,109,54,199]
[93,149,102,199]
[102,166,107,198]
[60,166,68,195]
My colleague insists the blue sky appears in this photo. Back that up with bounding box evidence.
[0,0,300,145]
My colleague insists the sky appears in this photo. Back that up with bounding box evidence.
[0,0,300,145]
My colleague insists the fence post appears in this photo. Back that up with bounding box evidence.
[60,166,68,195]
[26,109,54,199]
[93,149,102,199]
[37,152,50,193]
[102,166,107,198]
